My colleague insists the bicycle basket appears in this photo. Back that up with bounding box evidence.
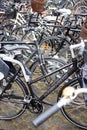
[0,58,9,80]
[31,0,45,13]
[80,20,87,40]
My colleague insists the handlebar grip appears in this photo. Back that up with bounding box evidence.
[32,103,60,127]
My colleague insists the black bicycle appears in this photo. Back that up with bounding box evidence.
[0,37,86,130]
[33,39,87,129]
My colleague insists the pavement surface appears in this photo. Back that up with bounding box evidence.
[0,106,83,130]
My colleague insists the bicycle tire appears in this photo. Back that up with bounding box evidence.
[39,36,64,56]
[11,26,26,40]
[30,57,67,105]
[58,77,87,129]
[75,5,87,14]
[0,74,28,120]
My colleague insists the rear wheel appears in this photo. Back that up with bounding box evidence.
[0,74,28,120]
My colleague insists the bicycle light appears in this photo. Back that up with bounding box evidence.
[62,86,75,98]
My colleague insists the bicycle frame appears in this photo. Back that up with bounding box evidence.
[28,40,85,101]
[0,39,44,82]
[0,40,84,105]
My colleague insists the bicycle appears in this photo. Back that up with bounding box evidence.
[0,37,86,130]
[33,39,87,129]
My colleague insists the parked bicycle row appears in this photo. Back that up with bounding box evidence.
[0,0,87,129]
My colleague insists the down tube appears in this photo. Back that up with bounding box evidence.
[39,67,76,101]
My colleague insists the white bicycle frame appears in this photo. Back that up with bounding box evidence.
[0,54,30,82]
[11,12,26,30]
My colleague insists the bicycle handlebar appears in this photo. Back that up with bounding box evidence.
[33,103,60,127]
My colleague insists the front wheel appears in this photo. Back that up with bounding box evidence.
[58,78,87,129]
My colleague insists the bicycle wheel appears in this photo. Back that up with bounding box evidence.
[75,5,87,14]
[11,26,26,40]
[22,30,37,43]
[58,78,87,129]
[39,36,64,57]
[45,1,57,10]
[30,57,67,105]
[0,73,28,120]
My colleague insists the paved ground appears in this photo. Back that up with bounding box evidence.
[0,106,83,130]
